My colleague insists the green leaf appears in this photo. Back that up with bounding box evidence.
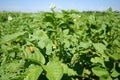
[83,69,91,75]
[61,63,77,76]
[64,39,70,48]
[33,30,48,40]
[71,53,79,64]
[93,43,106,55]
[38,40,45,49]
[108,52,120,61]
[24,65,43,80]
[79,42,91,49]
[33,30,53,55]
[43,14,54,22]
[91,57,105,67]
[111,64,120,78]
[45,61,63,80]
[45,39,53,55]
[55,12,63,18]
[111,69,120,78]
[23,46,45,64]
[0,60,24,80]
[92,66,109,77]
[0,32,26,44]
[99,76,112,80]
[63,29,69,35]
[9,52,15,58]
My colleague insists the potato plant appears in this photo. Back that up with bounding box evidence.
[0,9,120,80]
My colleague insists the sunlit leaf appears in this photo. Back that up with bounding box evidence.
[91,57,105,67]
[92,66,109,77]
[63,29,69,35]
[24,65,43,80]
[23,46,45,64]
[61,63,77,76]
[0,32,26,44]
[111,69,119,78]
[79,42,91,49]
[45,39,53,55]
[33,30,53,55]
[93,43,106,54]
[45,61,63,80]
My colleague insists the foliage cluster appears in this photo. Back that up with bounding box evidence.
[0,9,120,80]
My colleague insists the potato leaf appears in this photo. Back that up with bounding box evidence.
[61,63,77,76]
[45,61,63,80]
[23,46,45,64]
[92,66,109,77]
[93,43,106,54]
[0,32,26,44]
[24,65,43,80]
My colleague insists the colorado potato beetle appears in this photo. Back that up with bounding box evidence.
[29,46,34,53]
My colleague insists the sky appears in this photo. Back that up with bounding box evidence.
[0,0,120,12]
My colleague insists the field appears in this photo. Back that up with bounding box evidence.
[0,9,120,80]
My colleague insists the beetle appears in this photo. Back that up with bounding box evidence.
[29,46,34,53]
